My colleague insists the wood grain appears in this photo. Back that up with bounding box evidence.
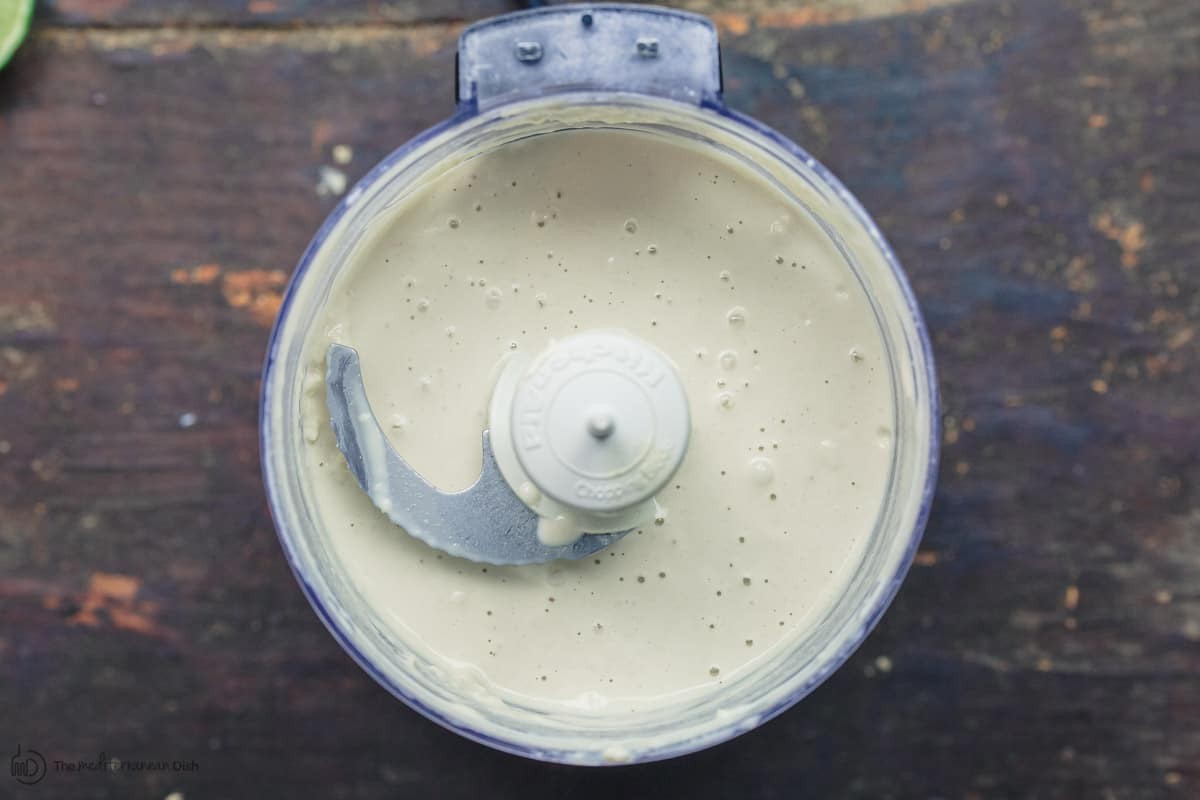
[38,0,515,27]
[35,0,970,29]
[0,0,1197,797]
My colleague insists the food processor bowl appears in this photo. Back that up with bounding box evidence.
[262,4,939,765]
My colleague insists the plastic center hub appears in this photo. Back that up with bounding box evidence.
[510,331,690,514]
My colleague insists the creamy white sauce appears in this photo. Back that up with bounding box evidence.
[299,128,893,716]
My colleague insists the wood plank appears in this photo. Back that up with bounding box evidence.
[34,0,971,29]
[0,0,1197,796]
[37,0,517,27]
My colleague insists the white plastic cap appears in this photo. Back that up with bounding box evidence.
[510,331,690,514]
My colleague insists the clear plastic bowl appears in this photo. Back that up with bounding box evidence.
[261,90,938,764]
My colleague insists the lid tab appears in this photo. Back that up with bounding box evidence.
[457,5,721,108]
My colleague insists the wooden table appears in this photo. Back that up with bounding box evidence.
[1,0,1196,796]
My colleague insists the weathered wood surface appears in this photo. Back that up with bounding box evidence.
[37,0,973,28]
[1,0,1197,797]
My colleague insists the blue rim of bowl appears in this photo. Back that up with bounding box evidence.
[260,93,940,766]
